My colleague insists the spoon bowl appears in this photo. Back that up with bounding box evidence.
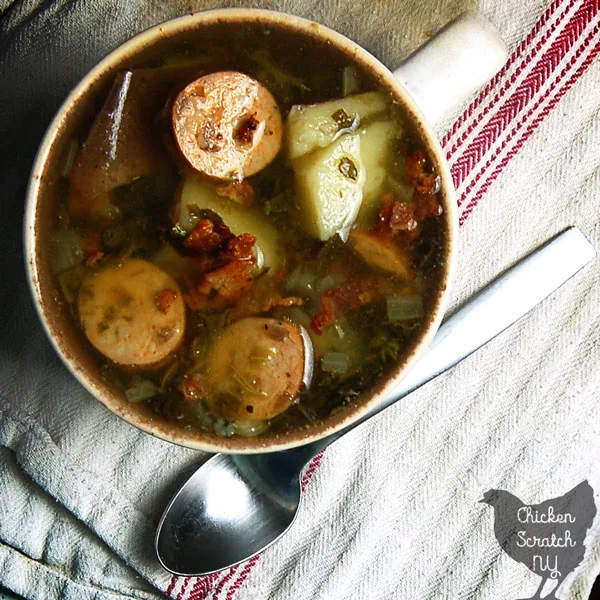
[156,451,305,575]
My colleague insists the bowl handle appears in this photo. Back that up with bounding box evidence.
[393,12,508,127]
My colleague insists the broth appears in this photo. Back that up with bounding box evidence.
[48,24,446,439]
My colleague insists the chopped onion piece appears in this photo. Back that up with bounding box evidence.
[386,295,424,321]
[233,419,269,437]
[251,245,265,275]
[342,66,360,96]
[333,321,346,339]
[61,138,79,178]
[213,420,237,437]
[125,377,158,402]
[321,352,350,374]
[50,229,84,274]
[286,265,315,295]
[316,273,342,294]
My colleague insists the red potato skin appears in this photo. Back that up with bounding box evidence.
[69,64,210,200]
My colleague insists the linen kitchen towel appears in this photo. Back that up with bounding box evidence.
[0,1,599,599]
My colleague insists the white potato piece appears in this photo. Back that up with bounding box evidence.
[78,259,185,367]
[174,176,282,270]
[293,133,366,241]
[206,318,306,421]
[357,120,400,221]
[286,91,388,160]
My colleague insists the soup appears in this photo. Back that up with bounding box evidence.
[48,26,445,439]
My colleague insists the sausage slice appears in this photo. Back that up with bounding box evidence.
[171,71,283,180]
[348,230,414,280]
[206,318,306,421]
[77,259,185,367]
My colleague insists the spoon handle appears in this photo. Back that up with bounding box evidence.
[287,227,596,467]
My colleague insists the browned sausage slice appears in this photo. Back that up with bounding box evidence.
[171,71,283,180]
[348,230,414,280]
[77,259,185,367]
[206,318,306,421]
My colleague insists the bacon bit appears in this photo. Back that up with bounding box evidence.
[265,296,304,310]
[198,260,255,300]
[182,217,259,310]
[85,251,104,267]
[414,192,443,220]
[311,279,380,335]
[374,200,394,236]
[182,374,211,402]
[189,237,256,276]
[80,229,102,254]
[375,197,418,239]
[235,115,260,145]
[375,194,418,234]
[155,288,178,315]
[390,202,417,232]
[184,259,256,310]
[405,150,440,195]
[222,233,256,261]
[216,180,255,206]
[184,218,234,254]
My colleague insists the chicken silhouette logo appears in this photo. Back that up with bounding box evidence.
[480,481,596,600]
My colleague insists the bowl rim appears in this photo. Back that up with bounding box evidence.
[23,7,458,454]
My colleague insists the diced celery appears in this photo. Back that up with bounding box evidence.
[125,377,158,402]
[321,352,350,374]
[386,295,424,321]
[342,67,360,96]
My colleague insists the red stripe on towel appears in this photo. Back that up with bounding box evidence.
[167,577,177,596]
[189,573,220,600]
[440,0,577,155]
[225,557,261,600]
[301,451,325,491]
[449,0,598,191]
[458,20,600,224]
[210,566,238,599]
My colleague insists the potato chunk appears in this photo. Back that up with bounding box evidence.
[174,176,282,270]
[358,120,400,221]
[348,231,413,280]
[286,92,388,159]
[78,259,185,366]
[70,65,203,198]
[293,133,366,241]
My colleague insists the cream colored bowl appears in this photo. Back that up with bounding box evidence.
[24,9,506,453]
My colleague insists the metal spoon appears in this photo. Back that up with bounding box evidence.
[155,227,596,576]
